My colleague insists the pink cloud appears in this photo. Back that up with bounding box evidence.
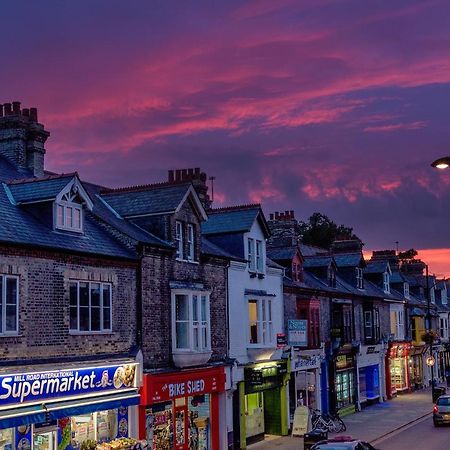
[364,121,427,132]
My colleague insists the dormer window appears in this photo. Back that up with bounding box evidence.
[55,191,83,233]
[431,288,435,304]
[404,282,410,299]
[356,268,364,289]
[383,272,390,293]
[328,266,336,288]
[256,240,264,272]
[443,288,448,305]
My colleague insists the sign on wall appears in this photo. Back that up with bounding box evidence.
[288,319,308,347]
[0,363,138,408]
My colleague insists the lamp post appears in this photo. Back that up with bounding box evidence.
[425,264,436,396]
[431,157,450,169]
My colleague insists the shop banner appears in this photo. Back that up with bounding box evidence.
[0,363,137,408]
[288,320,308,347]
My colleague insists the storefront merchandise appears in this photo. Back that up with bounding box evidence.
[409,346,427,389]
[0,361,140,450]
[334,352,356,412]
[139,366,225,450]
[386,342,411,399]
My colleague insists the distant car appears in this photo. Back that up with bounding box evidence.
[433,395,450,426]
[311,435,379,450]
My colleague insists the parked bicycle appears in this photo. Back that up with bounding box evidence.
[310,409,346,433]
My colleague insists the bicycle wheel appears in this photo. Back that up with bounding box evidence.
[337,417,346,432]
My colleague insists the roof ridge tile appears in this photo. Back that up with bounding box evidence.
[7,172,77,185]
[101,180,191,195]
[211,203,261,213]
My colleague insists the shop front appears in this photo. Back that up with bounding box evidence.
[332,350,357,415]
[385,342,411,399]
[139,366,225,450]
[0,361,141,450]
[239,361,289,446]
[409,345,427,390]
[357,344,384,408]
[288,349,323,424]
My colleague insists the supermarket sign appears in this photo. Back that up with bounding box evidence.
[0,362,138,407]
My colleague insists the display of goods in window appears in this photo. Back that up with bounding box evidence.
[97,438,143,450]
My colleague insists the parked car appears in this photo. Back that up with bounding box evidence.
[433,395,450,426]
[311,435,379,450]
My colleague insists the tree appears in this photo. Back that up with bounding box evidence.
[298,212,361,249]
[397,248,418,261]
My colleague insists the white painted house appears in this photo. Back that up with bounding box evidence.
[202,205,286,449]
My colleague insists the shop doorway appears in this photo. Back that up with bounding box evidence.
[33,426,57,450]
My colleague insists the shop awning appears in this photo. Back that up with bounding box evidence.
[0,390,139,429]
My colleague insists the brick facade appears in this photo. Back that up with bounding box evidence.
[0,244,137,363]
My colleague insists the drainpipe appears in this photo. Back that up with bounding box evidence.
[136,243,144,349]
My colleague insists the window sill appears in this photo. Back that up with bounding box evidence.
[176,258,199,265]
[172,350,212,368]
[69,331,114,336]
[0,333,21,338]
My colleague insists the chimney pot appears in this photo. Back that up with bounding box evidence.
[0,104,3,117]
[269,213,274,220]
[168,170,174,182]
[181,169,188,180]
[275,212,279,219]
[12,101,21,115]
[29,108,38,122]
[175,169,182,181]
[4,103,12,115]
[290,210,294,218]
[194,167,200,176]
[22,108,30,117]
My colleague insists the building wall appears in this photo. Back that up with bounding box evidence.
[0,244,137,362]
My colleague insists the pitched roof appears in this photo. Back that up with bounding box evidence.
[202,205,269,236]
[333,253,365,268]
[303,255,333,268]
[101,183,194,217]
[201,237,242,261]
[299,243,328,256]
[7,173,78,203]
[390,271,406,284]
[267,246,298,261]
[364,260,389,274]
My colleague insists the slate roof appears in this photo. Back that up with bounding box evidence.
[202,205,264,236]
[299,243,328,256]
[364,261,389,274]
[303,255,333,268]
[267,246,298,261]
[7,174,78,204]
[390,271,406,284]
[333,253,364,268]
[101,183,192,217]
[201,237,243,261]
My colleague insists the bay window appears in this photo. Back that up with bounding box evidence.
[69,281,112,332]
[248,298,273,345]
[0,275,19,334]
[172,291,211,352]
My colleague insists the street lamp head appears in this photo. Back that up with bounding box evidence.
[431,156,450,169]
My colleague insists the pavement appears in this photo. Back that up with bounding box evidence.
[247,387,439,450]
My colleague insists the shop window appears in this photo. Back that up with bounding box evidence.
[0,275,19,335]
[336,370,355,409]
[248,298,273,345]
[71,410,119,448]
[69,281,112,333]
[0,428,14,450]
[172,291,211,352]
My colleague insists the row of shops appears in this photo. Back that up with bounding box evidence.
[2,344,450,450]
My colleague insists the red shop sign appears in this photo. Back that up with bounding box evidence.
[141,367,226,404]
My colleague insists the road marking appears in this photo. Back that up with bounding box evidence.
[371,414,432,446]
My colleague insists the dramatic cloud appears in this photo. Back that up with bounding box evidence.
[3,0,450,272]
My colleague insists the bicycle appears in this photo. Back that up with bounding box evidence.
[310,409,346,433]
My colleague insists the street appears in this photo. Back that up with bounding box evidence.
[373,415,450,450]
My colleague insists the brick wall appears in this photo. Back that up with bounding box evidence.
[0,244,137,363]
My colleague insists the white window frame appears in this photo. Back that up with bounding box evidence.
[176,221,184,259]
[69,281,112,333]
[440,317,448,340]
[54,193,83,233]
[248,238,256,271]
[430,288,435,304]
[390,304,404,340]
[248,298,274,346]
[328,266,336,287]
[383,272,390,293]
[356,268,364,289]
[442,288,448,305]
[364,310,373,339]
[0,275,19,335]
[187,224,195,261]
[404,282,410,299]
[171,290,211,353]
[256,240,264,273]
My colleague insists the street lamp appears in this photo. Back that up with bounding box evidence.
[431,157,450,169]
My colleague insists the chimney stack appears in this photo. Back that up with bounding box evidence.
[0,102,49,177]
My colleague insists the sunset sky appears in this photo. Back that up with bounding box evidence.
[3,0,450,275]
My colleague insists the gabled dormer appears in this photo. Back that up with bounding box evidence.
[303,255,337,287]
[364,259,392,294]
[266,244,304,282]
[332,250,366,289]
[6,173,93,234]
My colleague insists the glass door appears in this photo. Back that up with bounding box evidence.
[33,430,57,450]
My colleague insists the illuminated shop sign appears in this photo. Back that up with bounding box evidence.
[0,363,137,408]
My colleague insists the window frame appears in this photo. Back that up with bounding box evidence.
[54,198,83,233]
[171,290,211,353]
[247,238,256,271]
[0,275,19,335]
[175,221,184,259]
[69,280,112,333]
[383,272,390,293]
[247,297,274,346]
[187,223,195,261]
[404,282,410,299]
[356,267,364,289]
[255,240,264,273]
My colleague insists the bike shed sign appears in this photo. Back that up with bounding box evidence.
[0,363,137,407]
